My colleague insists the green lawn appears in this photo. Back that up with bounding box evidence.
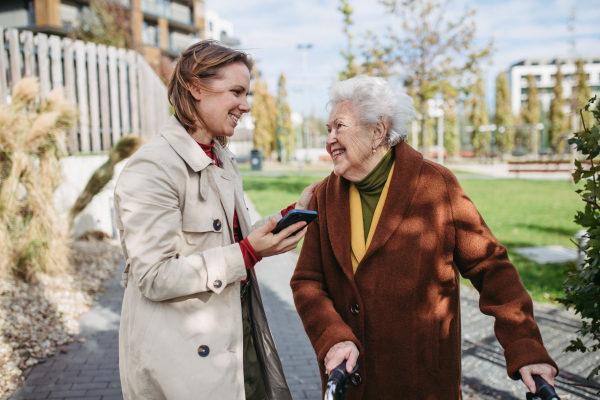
[243,172,583,303]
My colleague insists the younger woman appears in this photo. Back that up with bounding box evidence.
[114,41,316,400]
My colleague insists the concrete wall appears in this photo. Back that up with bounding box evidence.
[54,155,128,239]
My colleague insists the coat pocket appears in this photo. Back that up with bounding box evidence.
[429,316,440,373]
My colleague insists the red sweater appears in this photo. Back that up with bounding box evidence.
[197,142,295,271]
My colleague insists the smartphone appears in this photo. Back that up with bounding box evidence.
[271,209,318,236]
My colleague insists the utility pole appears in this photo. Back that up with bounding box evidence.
[297,43,312,175]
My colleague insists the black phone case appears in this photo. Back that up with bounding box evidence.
[271,210,317,235]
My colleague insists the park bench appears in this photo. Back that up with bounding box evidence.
[508,160,587,176]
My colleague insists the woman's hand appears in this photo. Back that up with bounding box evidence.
[324,341,359,375]
[519,363,557,393]
[296,181,321,210]
[247,218,307,258]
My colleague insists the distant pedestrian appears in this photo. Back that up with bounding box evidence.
[114,40,318,400]
[291,75,558,399]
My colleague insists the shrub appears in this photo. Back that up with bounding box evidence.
[0,78,77,279]
[560,95,600,382]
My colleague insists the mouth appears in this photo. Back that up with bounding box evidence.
[229,113,240,125]
[331,148,346,160]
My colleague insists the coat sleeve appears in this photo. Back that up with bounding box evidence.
[114,149,247,302]
[443,171,558,379]
[290,189,362,366]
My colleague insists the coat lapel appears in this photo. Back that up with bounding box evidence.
[361,142,423,263]
[326,173,355,281]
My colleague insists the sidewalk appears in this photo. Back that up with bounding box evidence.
[9,199,600,400]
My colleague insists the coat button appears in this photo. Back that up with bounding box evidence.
[350,303,360,315]
[213,219,222,231]
[351,372,362,386]
[198,345,210,357]
[213,280,222,288]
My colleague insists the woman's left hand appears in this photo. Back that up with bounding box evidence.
[519,363,557,393]
[296,181,321,210]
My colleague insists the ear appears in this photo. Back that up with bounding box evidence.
[372,120,387,148]
[188,83,202,101]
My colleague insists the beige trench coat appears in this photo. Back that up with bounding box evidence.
[114,116,292,400]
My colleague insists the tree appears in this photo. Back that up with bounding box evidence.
[561,95,600,383]
[338,0,360,80]
[573,58,592,130]
[276,73,295,162]
[522,75,540,125]
[370,0,494,157]
[494,72,514,155]
[468,77,490,157]
[522,74,540,152]
[251,71,278,155]
[549,61,568,152]
[73,0,135,50]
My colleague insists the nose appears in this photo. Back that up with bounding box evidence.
[326,129,337,146]
[239,96,250,113]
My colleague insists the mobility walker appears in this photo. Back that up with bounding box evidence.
[324,361,561,400]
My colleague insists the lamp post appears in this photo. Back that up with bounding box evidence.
[297,43,312,173]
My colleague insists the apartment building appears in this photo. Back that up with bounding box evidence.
[508,57,600,116]
[0,0,239,66]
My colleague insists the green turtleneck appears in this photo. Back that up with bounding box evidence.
[354,148,395,240]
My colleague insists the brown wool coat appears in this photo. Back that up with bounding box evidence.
[290,142,558,400]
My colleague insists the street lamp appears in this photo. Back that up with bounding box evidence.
[297,44,312,173]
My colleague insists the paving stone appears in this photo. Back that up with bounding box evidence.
[10,199,600,400]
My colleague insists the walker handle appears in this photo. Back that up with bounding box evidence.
[324,360,358,400]
[525,375,560,400]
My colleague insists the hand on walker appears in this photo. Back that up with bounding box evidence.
[324,341,359,375]
[296,181,321,210]
[519,363,557,393]
[247,218,307,258]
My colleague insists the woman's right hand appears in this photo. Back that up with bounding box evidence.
[324,341,359,375]
[247,218,307,258]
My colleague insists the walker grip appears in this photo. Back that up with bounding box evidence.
[525,375,560,400]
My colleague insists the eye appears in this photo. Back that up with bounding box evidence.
[232,90,241,95]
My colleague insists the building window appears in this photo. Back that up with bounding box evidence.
[170,1,192,25]
[209,21,213,31]
[143,21,159,47]
[170,29,193,53]
[60,0,81,29]
[531,62,539,66]
[142,0,170,18]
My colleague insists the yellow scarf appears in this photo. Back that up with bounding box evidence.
[349,162,395,273]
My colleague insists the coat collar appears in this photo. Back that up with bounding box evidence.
[161,115,237,171]
[326,141,424,277]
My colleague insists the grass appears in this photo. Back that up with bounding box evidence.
[242,169,583,303]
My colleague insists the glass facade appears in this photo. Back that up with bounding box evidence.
[143,21,159,47]
[170,1,192,25]
[169,29,195,52]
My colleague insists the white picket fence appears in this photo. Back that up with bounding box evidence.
[0,28,170,153]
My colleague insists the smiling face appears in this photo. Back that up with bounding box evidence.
[326,101,388,182]
[188,62,251,144]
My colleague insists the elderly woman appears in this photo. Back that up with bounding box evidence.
[290,75,558,399]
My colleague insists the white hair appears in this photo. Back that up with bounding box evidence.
[327,75,417,147]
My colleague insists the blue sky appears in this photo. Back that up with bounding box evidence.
[208,0,600,119]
